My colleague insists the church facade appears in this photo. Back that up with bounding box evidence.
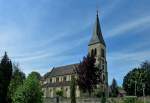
[42,12,108,98]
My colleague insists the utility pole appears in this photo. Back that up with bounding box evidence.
[134,81,137,96]
[142,83,145,103]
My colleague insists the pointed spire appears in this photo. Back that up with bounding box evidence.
[96,9,99,16]
[4,51,7,56]
[88,11,106,46]
[4,51,9,60]
[1,51,10,64]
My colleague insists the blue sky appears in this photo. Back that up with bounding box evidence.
[0,0,150,85]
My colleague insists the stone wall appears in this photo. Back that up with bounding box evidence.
[43,85,80,98]
[44,97,101,103]
[44,97,150,103]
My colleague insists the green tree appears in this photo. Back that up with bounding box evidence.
[75,53,100,95]
[12,72,43,103]
[110,78,118,97]
[140,61,150,96]
[141,61,150,69]
[123,61,150,96]
[28,71,41,80]
[70,76,76,103]
[8,64,25,103]
[0,52,12,103]
[123,68,144,96]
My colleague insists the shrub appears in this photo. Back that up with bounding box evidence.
[70,77,76,103]
[12,74,43,103]
[123,96,137,103]
[56,90,63,97]
[101,96,106,103]
[94,89,103,97]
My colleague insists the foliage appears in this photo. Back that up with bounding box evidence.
[70,76,76,103]
[8,64,26,103]
[109,98,117,103]
[56,90,63,97]
[123,61,150,96]
[101,96,106,103]
[75,53,101,95]
[123,96,137,103]
[12,73,43,103]
[94,88,103,97]
[0,52,12,103]
[28,71,41,80]
[110,78,119,97]
[136,99,144,103]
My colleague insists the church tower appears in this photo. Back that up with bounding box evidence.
[88,11,108,97]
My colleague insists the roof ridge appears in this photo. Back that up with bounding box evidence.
[54,63,78,69]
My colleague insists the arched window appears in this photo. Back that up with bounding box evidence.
[63,76,66,82]
[49,78,52,83]
[94,48,97,56]
[66,88,68,91]
[56,77,59,82]
[101,48,105,57]
[91,49,94,56]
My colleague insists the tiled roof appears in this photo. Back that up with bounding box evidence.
[43,63,78,78]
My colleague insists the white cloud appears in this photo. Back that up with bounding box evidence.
[108,50,150,62]
[105,15,150,38]
[102,0,123,18]
[12,35,89,62]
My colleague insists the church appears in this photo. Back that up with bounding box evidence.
[42,12,108,98]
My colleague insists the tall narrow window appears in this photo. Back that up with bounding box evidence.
[56,77,59,82]
[91,49,97,56]
[94,48,97,56]
[63,76,66,82]
[66,88,68,91]
[91,49,94,56]
[101,48,105,57]
[50,78,51,83]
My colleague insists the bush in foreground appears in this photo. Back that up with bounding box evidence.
[12,74,43,103]
[70,76,76,103]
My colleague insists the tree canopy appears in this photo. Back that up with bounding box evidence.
[13,73,43,103]
[0,52,12,103]
[75,53,101,95]
[28,71,41,80]
[8,64,26,103]
[123,61,150,96]
[0,52,43,103]
[110,78,118,97]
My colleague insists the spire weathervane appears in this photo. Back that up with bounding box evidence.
[96,0,100,16]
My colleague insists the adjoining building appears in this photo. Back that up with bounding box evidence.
[42,12,108,98]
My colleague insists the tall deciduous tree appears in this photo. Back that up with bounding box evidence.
[110,78,118,97]
[75,53,100,95]
[123,61,150,96]
[12,72,43,103]
[8,64,25,103]
[140,61,150,96]
[28,71,41,80]
[0,52,12,103]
